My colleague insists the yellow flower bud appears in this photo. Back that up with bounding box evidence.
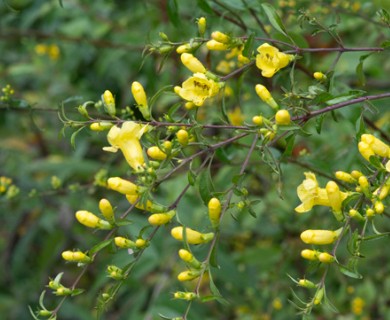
[177,270,200,282]
[366,207,375,217]
[173,291,197,300]
[351,170,363,179]
[318,252,335,263]
[361,134,390,157]
[62,250,91,263]
[179,249,202,268]
[326,181,344,221]
[148,210,176,225]
[358,141,375,161]
[335,171,356,184]
[75,210,112,229]
[114,237,136,249]
[348,209,364,221]
[300,229,341,245]
[275,109,291,125]
[107,265,125,280]
[298,279,317,289]
[184,101,195,110]
[197,17,206,36]
[208,197,221,228]
[255,84,278,110]
[99,198,114,221]
[206,40,229,51]
[176,129,189,146]
[171,226,214,244]
[107,177,140,195]
[163,140,172,152]
[313,72,326,80]
[126,194,167,212]
[313,287,324,305]
[301,249,318,260]
[374,200,384,214]
[131,81,147,107]
[211,31,230,44]
[55,287,72,296]
[90,121,113,131]
[135,238,147,248]
[374,184,390,200]
[252,115,263,126]
[181,53,206,73]
[176,43,192,54]
[147,146,167,160]
[102,90,116,116]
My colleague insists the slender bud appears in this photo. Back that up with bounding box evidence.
[358,141,375,161]
[62,250,91,263]
[102,90,116,116]
[374,184,390,200]
[208,197,221,228]
[178,249,202,268]
[90,121,113,131]
[114,237,136,249]
[55,287,72,296]
[180,53,206,73]
[171,226,214,244]
[348,209,364,221]
[126,194,167,212]
[301,249,318,261]
[211,31,230,44]
[313,287,324,305]
[350,170,363,179]
[313,72,326,80]
[148,210,176,225]
[173,291,197,300]
[107,177,140,195]
[177,270,200,282]
[75,210,112,229]
[131,81,150,120]
[298,279,317,289]
[318,252,335,263]
[147,146,167,160]
[99,198,114,222]
[255,84,279,110]
[326,181,344,221]
[335,171,356,184]
[206,40,229,51]
[300,229,342,245]
[197,17,206,36]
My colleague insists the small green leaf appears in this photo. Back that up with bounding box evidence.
[209,239,219,268]
[315,114,325,134]
[338,264,363,279]
[197,0,213,14]
[242,32,255,58]
[187,170,196,186]
[261,3,288,36]
[70,126,85,149]
[89,239,113,255]
[368,155,383,169]
[71,288,85,296]
[115,219,133,227]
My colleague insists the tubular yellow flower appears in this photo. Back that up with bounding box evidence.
[173,291,197,300]
[114,237,136,249]
[335,171,356,184]
[300,229,342,245]
[211,31,230,43]
[176,129,189,146]
[147,146,167,160]
[275,109,291,125]
[326,181,345,221]
[99,198,114,221]
[206,40,230,51]
[255,84,279,110]
[75,210,112,229]
[208,197,221,228]
[301,249,319,261]
[102,90,116,116]
[148,210,176,225]
[318,252,335,263]
[295,172,331,213]
[361,134,390,157]
[181,53,206,73]
[131,81,150,120]
[62,250,91,263]
[107,177,141,195]
[313,72,326,80]
[104,121,149,172]
[171,226,214,244]
[358,141,375,161]
[175,72,220,106]
[256,43,294,78]
[177,270,200,282]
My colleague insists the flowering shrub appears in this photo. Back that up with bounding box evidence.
[1,1,390,319]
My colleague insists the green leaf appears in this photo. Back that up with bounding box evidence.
[325,91,365,105]
[167,0,180,27]
[71,288,85,296]
[187,170,196,186]
[89,239,113,255]
[208,270,229,305]
[209,239,219,268]
[114,219,133,227]
[338,264,363,279]
[261,3,288,36]
[198,168,215,205]
[315,114,325,134]
[356,53,373,87]
[242,32,255,58]
[70,126,85,149]
[282,134,295,157]
[197,0,213,14]
[355,113,366,139]
[368,155,383,169]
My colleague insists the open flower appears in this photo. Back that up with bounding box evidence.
[295,172,331,213]
[175,73,220,107]
[256,43,294,78]
[104,121,149,172]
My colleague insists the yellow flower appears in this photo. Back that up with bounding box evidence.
[300,229,342,245]
[102,90,116,116]
[295,172,331,213]
[326,181,348,221]
[104,121,149,172]
[318,252,335,263]
[361,134,390,157]
[99,198,114,221]
[255,84,278,110]
[256,43,294,78]
[181,53,206,73]
[175,72,220,106]
[107,177,142,195]
[228,107,244,126]
[178,249,202,268]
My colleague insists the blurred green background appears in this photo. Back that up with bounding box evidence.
[1,1,390,319]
